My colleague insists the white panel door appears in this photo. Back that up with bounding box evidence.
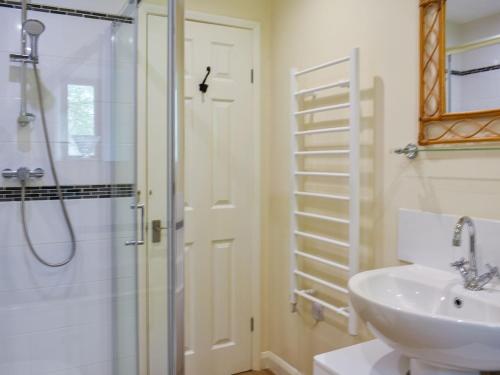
[145,15,255,375]
[184,20,254,375]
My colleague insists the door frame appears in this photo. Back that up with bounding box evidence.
[137,4,263,372]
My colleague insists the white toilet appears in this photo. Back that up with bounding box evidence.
[313,340,409,375]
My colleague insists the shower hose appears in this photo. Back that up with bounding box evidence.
[21,62,77,267]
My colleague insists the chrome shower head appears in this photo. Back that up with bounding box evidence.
[23,19,45,62]
[23,19,45,36]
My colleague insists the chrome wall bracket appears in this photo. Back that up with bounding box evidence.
[394,143,419,160]
[394,142,500,159]
[10,53,37,64]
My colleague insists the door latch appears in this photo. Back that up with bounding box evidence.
[152,219,168,243]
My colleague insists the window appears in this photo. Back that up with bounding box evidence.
[67,84,98,157]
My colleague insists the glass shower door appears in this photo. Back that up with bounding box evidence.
[110,4,140,374]
[0,1,141,374]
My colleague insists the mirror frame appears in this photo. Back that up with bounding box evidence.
[419,0,500,145]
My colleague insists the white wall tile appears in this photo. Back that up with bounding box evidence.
[0,276,137,373]
[0,334,31,375]
[0,276,137,334]
[0,8,113,63]
[398,209,500,275]
[0,8,23,54]
[0,141,135,186]
[28,324,110,373]
[0,239,136,293]
[0,60,135,145]
[0,197,135,248]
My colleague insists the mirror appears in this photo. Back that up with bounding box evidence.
[445,0,500,113]
[419,0,500,145]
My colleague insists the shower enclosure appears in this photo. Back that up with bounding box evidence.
[0,0,184,374]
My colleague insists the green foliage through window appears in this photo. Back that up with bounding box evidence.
[67,84,96,156]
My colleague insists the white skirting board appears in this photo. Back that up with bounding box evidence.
[261,351,302,375]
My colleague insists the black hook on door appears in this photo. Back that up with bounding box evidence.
[199,66,211,93]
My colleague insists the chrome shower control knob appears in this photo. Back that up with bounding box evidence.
[451,258,468,268]
[30,168,44,178]
[485,264,499,278]
[2,168,17,178]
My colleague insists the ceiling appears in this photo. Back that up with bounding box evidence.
[447,0,500,23]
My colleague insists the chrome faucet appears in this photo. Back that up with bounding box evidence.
[451,216,499,291]
[452,216,478,277]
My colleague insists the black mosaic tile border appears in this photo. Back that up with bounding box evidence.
[451,64,500,76]
[0,0,134,24]
[0,184,135,202]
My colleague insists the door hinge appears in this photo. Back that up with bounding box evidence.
[250,317,254,332]
[250,69,254,84]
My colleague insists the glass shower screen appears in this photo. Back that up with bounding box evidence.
[0,0,184,374]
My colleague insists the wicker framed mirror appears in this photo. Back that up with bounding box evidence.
[419,0,500,145]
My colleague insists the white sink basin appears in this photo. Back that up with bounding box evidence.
[349,264,500,374]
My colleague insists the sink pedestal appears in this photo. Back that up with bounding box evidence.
[410,359,479,375]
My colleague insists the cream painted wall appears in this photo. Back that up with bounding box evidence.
[268,1,500,374]
[142,1,500,374]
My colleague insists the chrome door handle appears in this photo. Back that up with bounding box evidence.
[126,203,145,246]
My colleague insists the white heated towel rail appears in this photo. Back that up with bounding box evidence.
[289,48,360,336]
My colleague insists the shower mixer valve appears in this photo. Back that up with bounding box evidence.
[2,167,44,183]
